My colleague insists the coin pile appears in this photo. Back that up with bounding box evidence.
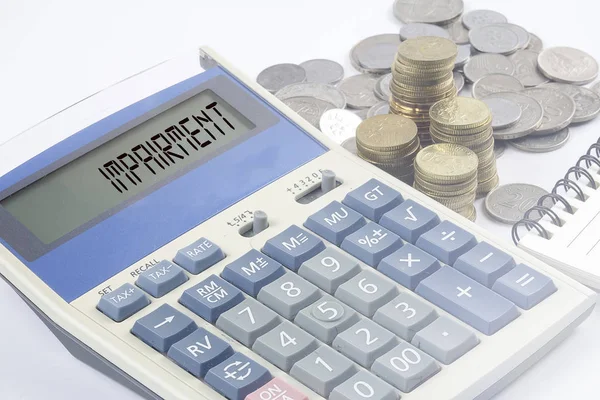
[414,143,478,221]
[429,97,499,196]
[356,114,421,185]
[389,36,459,147]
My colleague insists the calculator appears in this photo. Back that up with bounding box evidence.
[0,48,595,400]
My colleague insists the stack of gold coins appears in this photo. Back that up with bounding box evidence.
[429,97,499,196]
[356,114,421,185]
[414,143,479,221]
[389,36,458,147]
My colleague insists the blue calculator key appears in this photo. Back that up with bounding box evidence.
[342,179,403,222]
[174,237,225,274]
[97,283,150,322]
[262,225,326,272]
[304,201,366,245]
[492,264,557,310]
[454,242,516,287]
[179,275,244,323]
[205,352,272,400]
[167,328,234,378]
[341,222,403,267]
[221,250,285,297]
[416,221,477,265]
[416,267,519,335]
[135,260,188,298]
[378,243,441,290]
[379,199,441,244]
[131,304,197,353]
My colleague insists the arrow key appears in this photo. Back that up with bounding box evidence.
[131,304,197,352]
[206,352,272,400]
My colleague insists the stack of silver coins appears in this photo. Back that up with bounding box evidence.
[414,143,479,221]
[356,114,421,185]
[389,36,458,146]
[429,97,499,196]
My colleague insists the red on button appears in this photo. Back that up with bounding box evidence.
[246,377,308,400]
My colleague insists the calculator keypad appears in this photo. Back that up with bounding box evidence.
[135,260,188,298]
[204,352,272,400]
[341,222,403,267]
[298,247,361,294]
[454,242,516,288]
[221,250,285,297]
[262,225,326,272]
[304,201,366,246]
[343,179,403,222]
[216,298,280,347]
[97,283,150,322]
[131,304,197,352]
[492,264,558,310]
[179,276,244,323]
[174,237,225,274]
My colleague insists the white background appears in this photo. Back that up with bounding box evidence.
[1,0,600,398]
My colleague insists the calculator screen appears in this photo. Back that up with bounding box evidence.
[1,89,256,244]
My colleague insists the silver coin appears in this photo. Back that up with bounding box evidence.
[257,63,306,93]
[526,33,543,53]
[462,9,508,30]
[338,74,380,109]
[522,88,576,135]
[482,97,523,129]
[508,50,549,87]
[351,34,400,74]
[472,73,524,99]
[374,74,392,101]
[494,140,506,159]
[454,71,465,92]
[485,183,549,224]
[455,44,471,68]
[341,137,358,155]
[463,53,515,83]
[299,59,345,85]
[483,92,544,140]
[543,82,600,123]
[445,18,470,44]
[400,23,450,41]
[393,0,464,25]
[509,127,570,153]
[592,81,600,96]
[469,24,520,55]
[351,108,370,120]
[499,23,530,49]
[275,83,346,109]
[319,109,363,144]
[282,97,336,128]
[538,47,599,85]
[367,102,390,118]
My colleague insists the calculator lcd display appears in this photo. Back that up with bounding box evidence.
[1,89,256,244]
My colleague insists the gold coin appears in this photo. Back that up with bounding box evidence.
[356,114,418,151]
[397,37,458,66]
[429,97,492,130]
[456,205,477,222]
[476,174,500,195]
[414,174,478,195]
[414,143,478,183]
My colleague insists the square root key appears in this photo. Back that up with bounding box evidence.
[262,225,326,272]
[342,179,403,222]
[380,199,440,244]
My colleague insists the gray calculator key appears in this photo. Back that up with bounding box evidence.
[174,237,225,274]
[336,270,397,317]
[343,179,403,222]
[136,260,188,298]
[333,319,397,368]
[216,298,280,347]
[330,371,398,400]
[295,295,359,344]
[304,201,367,245]
[380,199,440,244]
[416,221,477,265]
[262,225,326,272]
[257,273,321,319]
[378,243,441,291]
[416,267,520,335]
[131,304,197,352]
[372,343,440,393]
[298,247,361,294]
[341,222,403,267]
[290,346,357,397]
[252,321,318,371]
[373,293,438,341]
[454,242,516,287]
[97,283,150,322]
[412,316,479,365]
[221,250,285,297]
[492,264,557,310]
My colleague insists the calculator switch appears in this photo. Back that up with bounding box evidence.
[342,179,403,222]
[262,225,326,272]
[378,243,441,291]
[131,304,197,353]
[97,283,150,322]
[298,247,362,294]
[492,264,557,310]
[416,221,477,265]
[304,201,366,246]
[221,250,285,297]
[454,242,516,288]
[167,328,234,379]
[341,222,403,267]
[216,298,280,347]
[179,275,244,323]
[321,169,337,194]
[252,210,269,235]
[330,371,397,400]
[205,352,272,400]
[379,199,441,244]
[135,260,188,298]
[246,378,309,400]
[174,237,225,274]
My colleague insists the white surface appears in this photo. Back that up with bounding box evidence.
[0,0,599,398]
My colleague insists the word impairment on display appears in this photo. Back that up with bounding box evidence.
[98,101,236,194]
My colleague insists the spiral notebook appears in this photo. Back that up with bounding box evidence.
[514,139,600,289]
